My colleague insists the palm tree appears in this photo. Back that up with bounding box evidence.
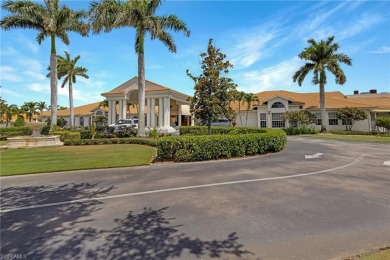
[55,51,89,128]
[1,0,89,126]
[36,101,48,118]
[21,102,39,122]
[90,0,190,136]
[236,91,246,126]
[243,93,259,127]
[293,36,352,132]
[3,104,19,127]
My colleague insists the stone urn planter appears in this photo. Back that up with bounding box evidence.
[26,121,47,137]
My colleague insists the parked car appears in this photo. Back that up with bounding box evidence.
[211,119,230,126]
[109,119,139,131]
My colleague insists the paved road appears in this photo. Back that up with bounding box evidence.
[1,137,389,260]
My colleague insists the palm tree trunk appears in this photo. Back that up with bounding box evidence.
[69,83,74,128]
[137,32,146,136]
[238,102,242,126]
[319,83,327,132]
[50,35,58,126]
[245,103,249,127]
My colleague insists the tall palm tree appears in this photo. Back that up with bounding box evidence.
[21,102,39,122]
[3,104,18,127]
[36,101,47,118]
[236,91,246,126]
[293,36,352,132]
[1,0,89,126]
[243,93,259,127]
[55,51,89,128]
[90,0,190,136]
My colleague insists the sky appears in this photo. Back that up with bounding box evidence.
[1,0,389,108]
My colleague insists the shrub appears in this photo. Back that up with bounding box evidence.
[375,117,390,132]
[157,129,286,162]
[63,137,157,147]
[328,130,390,137]
[51,131,81,141]
[79,130,92,139]
[283,127,318,135]
[40,125,51,135]
[179,126,267,135]
[13,116,25,127]
[0,126,31,140]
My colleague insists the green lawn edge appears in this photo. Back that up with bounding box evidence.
[1,144,157,176]
[300,134,390,143]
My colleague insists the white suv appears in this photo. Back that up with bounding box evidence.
[109,119,139,131]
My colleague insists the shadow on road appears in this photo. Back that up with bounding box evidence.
[1,184,253,259]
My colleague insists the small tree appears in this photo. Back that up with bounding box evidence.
[375,117,390,133]
[282,110,316,127]
[187,38,237,134]
[57,117,67,128]
[336,107,367,131]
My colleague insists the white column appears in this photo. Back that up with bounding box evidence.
[191,113,195,126]
[122,100,127,118]
[163,97,170,127]
[158,97,163,127]
[178,105,182,127]
[108,100,115,124]
[146,98,151,128]
[112,101,117,124]
[151,98,156,128]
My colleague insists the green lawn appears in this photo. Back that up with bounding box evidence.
[301,134,390,143]
[349,248,390,260]
[1,144,156,176]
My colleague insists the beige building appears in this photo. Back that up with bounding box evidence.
[233,90,390,131]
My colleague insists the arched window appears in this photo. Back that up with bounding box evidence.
[271,102,285,108]
[79,117,84,127]
[96,111,103,116]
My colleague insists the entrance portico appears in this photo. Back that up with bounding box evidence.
[101,77,193,133]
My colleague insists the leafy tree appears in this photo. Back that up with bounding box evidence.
[293,36,352,132]
[1,0,89,126]
[21,102,39,122]
[243,93,259,127]
[282,110,316,127]
[14,115,25,127]
[90,0,190,136]
[2,103,19,127]
[187,38,237,134]
[375,117,390,133]
[336,107,367,131]
[50,51,89,128]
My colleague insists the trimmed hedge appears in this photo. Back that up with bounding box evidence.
[63,137,157,147]
[0,127,32,140]
[157,129,286,162]
[180,126,267,135]
[283,127,318,135]
[329,130,390,137]
[51,131,81,141]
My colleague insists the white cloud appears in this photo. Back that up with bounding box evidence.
[28,83,49,92]
[0,66,22,82]
[24,71,46,81]
[18,58,43,73]
[370,46,390,54]
[0,46,18,56]
[0,87,24,98]
[338,12,383,40]
[234,57,302,93]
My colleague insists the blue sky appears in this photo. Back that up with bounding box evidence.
[1,0,389,108]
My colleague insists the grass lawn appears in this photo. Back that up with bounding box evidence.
[301,134,390,143]
[348,248,390,260]
[1,144,156,176]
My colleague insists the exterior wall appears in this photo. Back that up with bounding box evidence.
[236,111,258,127]
[308,110,371,131]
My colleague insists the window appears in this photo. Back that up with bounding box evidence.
[271,102,285,108]
[79,117,84,126]
[96,111,103,116]
[328,112,338,125]
[316,113,322,125]
[272,113,285,128]
[259,113,267,128]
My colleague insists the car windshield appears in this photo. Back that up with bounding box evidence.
[133,119,139,124]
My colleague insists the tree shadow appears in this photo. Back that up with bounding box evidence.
[0,183,115,259]
[1,185,253,259]
[86,207,253,259]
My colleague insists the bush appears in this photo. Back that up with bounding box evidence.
[157,129,286,162]
[283,127,318,135]
[0,126,31,140]
[40,125,51,135]
[63,137,157,147]
[13,116,25,127]
[375,117,390,132]
[79,130,92,139]
[179,126,267,135]
[51,131,81,141]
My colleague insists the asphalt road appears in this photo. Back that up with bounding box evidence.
[1,137,389,260]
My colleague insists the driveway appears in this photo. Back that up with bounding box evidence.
[1,137,389,259]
